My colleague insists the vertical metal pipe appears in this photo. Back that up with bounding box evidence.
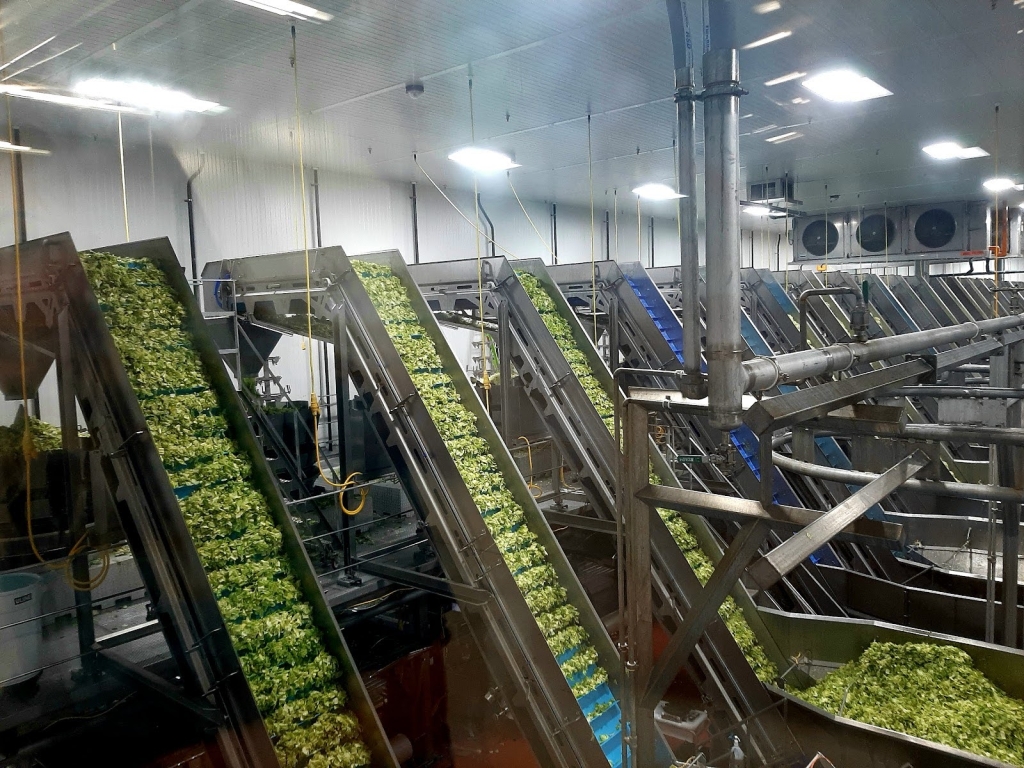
[605,210,611,260]
[551,203,559,264]
[674,62,703,388]
[12,128,27,243]
[648,216,655,267]
[410,182,421,264]
[312,167,323,248]
[703,47,744,432]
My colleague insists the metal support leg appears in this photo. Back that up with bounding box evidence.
[498,300,513,447]
[623,401,654,768]
[333,307,360,586]
[57,307,96,671]
[642,519,769,710]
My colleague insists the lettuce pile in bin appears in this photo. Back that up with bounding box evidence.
[799,642,1024,766]
[516,270,777,683]
[352,260,613,710]
[81,251,370,768]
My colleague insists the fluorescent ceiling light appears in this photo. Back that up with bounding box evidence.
[0,36,56,73]
[75,78,225,114]
[743,30,792,49]
[743,204,772,216]
[751,123,779,134]
[922,141,989,161]
[764,71,806,86]
[0,140,49,156]
[766,131,802,143]
[633,183,685,201]
[802,69,892,102]
[228,0,332,22]
[983,177,1021,192]
[448,147,520,173]
[0,84,145,113]
[791,97,810,104]
[753,1,782,13]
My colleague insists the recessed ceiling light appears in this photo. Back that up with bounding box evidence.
[0,36,56,74]
[742,30,792,49]
[766,131,802,143]
[922,141,989,160]
[0,139,49,155]
[753,1,782,13]
[0,84,145,113]
[983,177,1021,192]
[75,79,225,114]
[448,147,520,173]
[765,71,807,86]
[633,183,685,201]
[751,123,779,134]
[227,0,332,22]
[791,97,810,104]
[802,70,892,102]
[743,204,772,216]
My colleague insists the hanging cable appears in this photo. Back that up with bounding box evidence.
[117,112,129,241]
[508,173,555,261]
[994,104,1001,316]
[613,187,619,260]
[415,155,520,259]
[588,113,597,344]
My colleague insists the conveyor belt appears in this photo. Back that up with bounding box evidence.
[216,247,630,768]
[2,235,393,768]
[409,257,794,761]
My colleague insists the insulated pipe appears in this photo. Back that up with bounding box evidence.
[666,0,703,393]
[772,450,1024,504]
[743,313,1024,393]
[703,47,744,431]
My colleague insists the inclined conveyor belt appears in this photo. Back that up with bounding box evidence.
[215,247,631,768]
[10,235,394,768]
[409,257,796,759]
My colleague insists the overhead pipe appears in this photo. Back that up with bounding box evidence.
[771,450,1024,505]
[887,386,1023,399]
[798,286,859,351]
[743,313,1024,393]
[702,3,744,432]
[185,154,206,293]
[666,0,705,397]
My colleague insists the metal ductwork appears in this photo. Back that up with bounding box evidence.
[703,0,744,432]
[666,0,704,395]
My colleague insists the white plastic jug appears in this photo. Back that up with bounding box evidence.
[0,572,43,687]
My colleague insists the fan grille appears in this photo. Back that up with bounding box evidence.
[856,214,897,253]
[802,219,840,258]
[915,208,957,250]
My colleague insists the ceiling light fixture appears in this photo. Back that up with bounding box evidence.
[791,97,810,104]
[2,42,82,83]
[922,141,989,161]
[766,131,801,143]
[983,177,1021,192]
[802,69,892,102]
[448,147,520,173]
[743,204,772,216]
[764,71,807,86]
[75,78,225,114]
[0,36,56,73]
[742,30,792,49]
[228,0,332,22]
[753,1,782,13]
[0,139,49,155]
[0,84,145,113]
[633,183,685,201]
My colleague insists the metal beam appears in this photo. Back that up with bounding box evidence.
[356,561,491,606]
[744,360,930,435]
[543,509,618,535]
[889,386,1024,399]
[746,451,929,590]
[636,483,903,544]
[641,520,769,710]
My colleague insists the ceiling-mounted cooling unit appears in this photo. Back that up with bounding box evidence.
[748,177,796,205]
[794,214,848,262]
[850,208,905,259]
[906,203,966,253]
